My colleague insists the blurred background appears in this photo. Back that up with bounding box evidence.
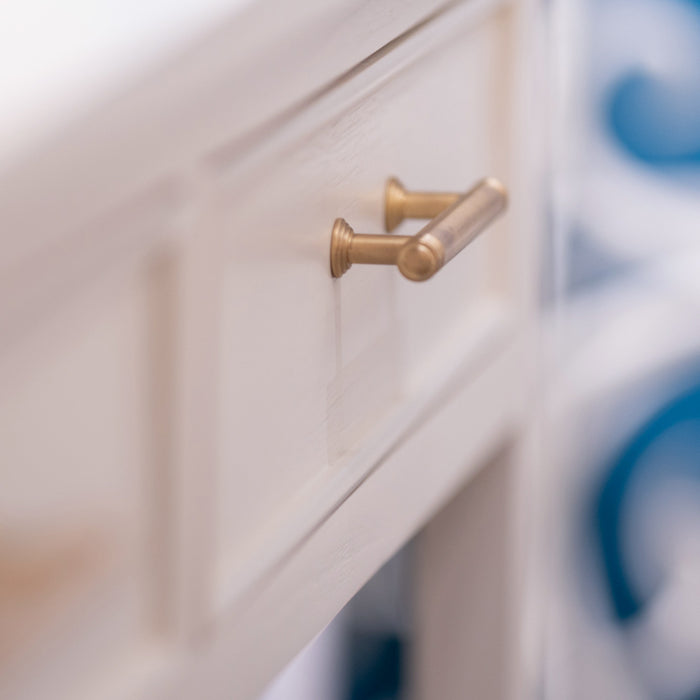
[3,0,700,698]
[544,0,700,698]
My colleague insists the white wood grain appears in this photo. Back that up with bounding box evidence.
[211,7,518,614]
[104,334,529,700]
[0,0,498,282]
[0,0,541,696]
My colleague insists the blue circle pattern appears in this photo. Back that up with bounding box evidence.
[594,380,700,700]
[606,0,700,166]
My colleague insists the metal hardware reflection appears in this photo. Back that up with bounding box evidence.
[330,177,507,282]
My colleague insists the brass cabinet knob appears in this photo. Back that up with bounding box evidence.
[330,177,507,281]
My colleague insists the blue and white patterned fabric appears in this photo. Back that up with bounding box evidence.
[547,1,700,697]
[555,0,700,293]
[604,0,700,168]
[593,372,700,700]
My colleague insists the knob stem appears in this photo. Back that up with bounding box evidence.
[330,177,508,282]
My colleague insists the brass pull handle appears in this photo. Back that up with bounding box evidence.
[330,177,507,281]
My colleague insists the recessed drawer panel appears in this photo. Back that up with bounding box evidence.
[0,262,168,699]
[213,6,515,608]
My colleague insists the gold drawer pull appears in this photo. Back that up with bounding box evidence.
[330,177,507,281]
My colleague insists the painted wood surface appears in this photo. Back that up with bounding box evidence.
[0,0,541,697]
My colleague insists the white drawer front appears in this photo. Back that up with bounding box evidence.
[212,5,516,610]
[0,1,534,697]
